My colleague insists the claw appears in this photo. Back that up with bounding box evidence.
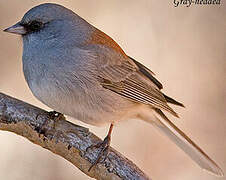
[48,111,64,120]
[35,111,64,135]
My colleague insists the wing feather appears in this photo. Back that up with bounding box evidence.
[98,59,178,117]
[129,56,163,89]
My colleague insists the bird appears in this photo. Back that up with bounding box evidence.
[4,3,223,176]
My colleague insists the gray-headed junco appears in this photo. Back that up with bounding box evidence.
[4,3,223,176]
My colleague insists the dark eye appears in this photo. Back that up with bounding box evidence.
[28,20,43,32]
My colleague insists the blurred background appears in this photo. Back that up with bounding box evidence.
[0,0,225,180]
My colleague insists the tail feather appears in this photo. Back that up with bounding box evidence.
[143,109,223,176]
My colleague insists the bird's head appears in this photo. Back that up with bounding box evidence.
[4,3,93,46]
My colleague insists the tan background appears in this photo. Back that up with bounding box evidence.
[0,0,225,180]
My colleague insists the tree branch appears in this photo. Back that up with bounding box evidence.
[0,92,151,180]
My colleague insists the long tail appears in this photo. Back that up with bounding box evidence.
[142,108,223,176]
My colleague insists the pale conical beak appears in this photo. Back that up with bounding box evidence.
[3,22,27,35]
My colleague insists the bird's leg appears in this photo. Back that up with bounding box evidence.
[36,111,64,135]
[87,123,114,171]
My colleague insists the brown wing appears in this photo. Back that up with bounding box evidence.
[129,56,163,89]
[98,58,179,117]
[129,57,184,107]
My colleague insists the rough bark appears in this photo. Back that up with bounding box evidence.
[0,92,151,180]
